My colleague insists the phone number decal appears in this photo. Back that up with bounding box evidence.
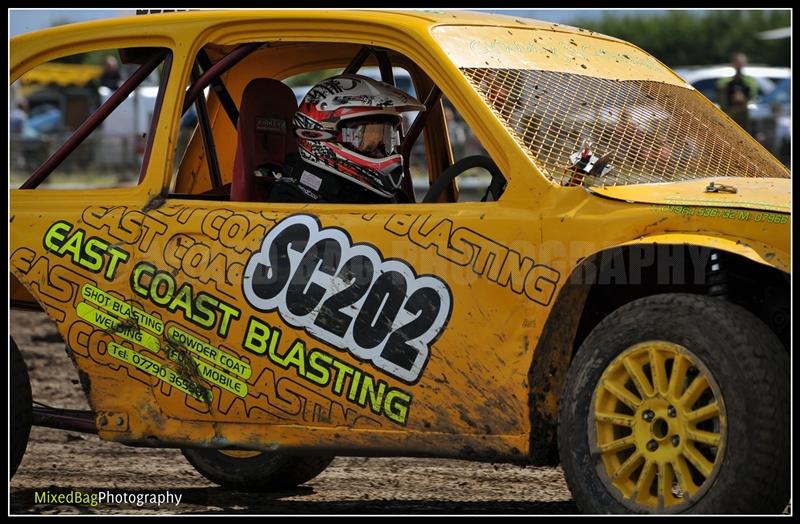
[243,214,452,384]
[108,342,211,402]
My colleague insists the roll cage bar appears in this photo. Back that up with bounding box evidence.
[20,43,445,203]
[21,49,170,189]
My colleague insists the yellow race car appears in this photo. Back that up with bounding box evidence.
[10,10,790,514]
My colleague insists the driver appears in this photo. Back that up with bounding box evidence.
[268,74,424,203]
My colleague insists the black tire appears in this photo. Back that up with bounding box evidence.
[182,448,334,492]
[558,293,789,514]
[11,337,33,478]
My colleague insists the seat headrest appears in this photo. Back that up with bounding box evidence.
[231,78,298,202]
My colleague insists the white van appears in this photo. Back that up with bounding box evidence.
[674,65,790,106]
[94,84,159,168]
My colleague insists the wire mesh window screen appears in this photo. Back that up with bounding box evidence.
[461,68,789,187]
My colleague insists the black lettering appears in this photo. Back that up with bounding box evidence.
[381,287,441,372]
[250,223,310,301]
[354,271,406,349]
[286,238,341,317]
[315,254,373,337]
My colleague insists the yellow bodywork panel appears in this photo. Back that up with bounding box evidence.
[10,199,544,457]
[431,25,686,84]
[589,177,791,213]
[9,10,790,462]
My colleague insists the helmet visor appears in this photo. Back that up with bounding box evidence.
[338,116,401,158]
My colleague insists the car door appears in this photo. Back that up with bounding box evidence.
[10,39,188,426]
[153,33,557,450]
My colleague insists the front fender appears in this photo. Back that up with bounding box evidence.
[617,232,789,274]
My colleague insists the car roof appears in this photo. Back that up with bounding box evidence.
[11,10,656,88]
[12,9,607,42]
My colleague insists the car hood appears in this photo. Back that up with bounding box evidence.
[587,177,790,213]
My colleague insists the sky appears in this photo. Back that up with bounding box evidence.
[8,8,681,37]
[9,9,136,36]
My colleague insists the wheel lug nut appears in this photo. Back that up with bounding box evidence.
[671,435,680,447]
[667,406,677,418]
[647,440,658,452]
[643,410,655,422]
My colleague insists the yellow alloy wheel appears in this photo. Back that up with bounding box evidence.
[591,341,726,511]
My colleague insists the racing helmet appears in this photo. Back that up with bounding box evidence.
[293,74,424,197]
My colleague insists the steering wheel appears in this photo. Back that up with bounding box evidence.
[422,155,507,203]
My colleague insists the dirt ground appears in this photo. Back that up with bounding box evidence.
[10,309,577,515]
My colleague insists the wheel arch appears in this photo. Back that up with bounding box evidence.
[10,272,44,311]
[9,267,97,410]
[526,238,789,466]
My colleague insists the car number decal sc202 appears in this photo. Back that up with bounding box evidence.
[243,214,452,384]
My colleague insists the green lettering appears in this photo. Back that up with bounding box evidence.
[331,360,354,395]
[193,293,216,329]
[60,229,84,264]
[357,374,387,413]
[384,389,411,425]
[131,262,155,297]
[105,247,130,280]
[44,222,70,252]
[150,272,174,306]
[282,340,306,375]
[168,283,196,321]
[347,370,362,401]
[215,300,240,338]
[267,326,282,360]
[306,350,332,386]
[244,317,270,355]
[82,237,106,271]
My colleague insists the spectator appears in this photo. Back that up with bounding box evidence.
[769,102,790,166]
[10,97,29,135]
[716,53,758,134]
[99,56,122,90]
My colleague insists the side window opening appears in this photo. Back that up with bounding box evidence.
[170,42,264,199]
[287,63,437,204]
[167,42,504,205]
[11,47,171,190]
[439,97,492,202]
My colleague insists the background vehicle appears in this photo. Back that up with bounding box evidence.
[674,65,791,161]
[749,77,791,165]
[674,65,790,105]
[10,10,790,515]
[10,65,160,177]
